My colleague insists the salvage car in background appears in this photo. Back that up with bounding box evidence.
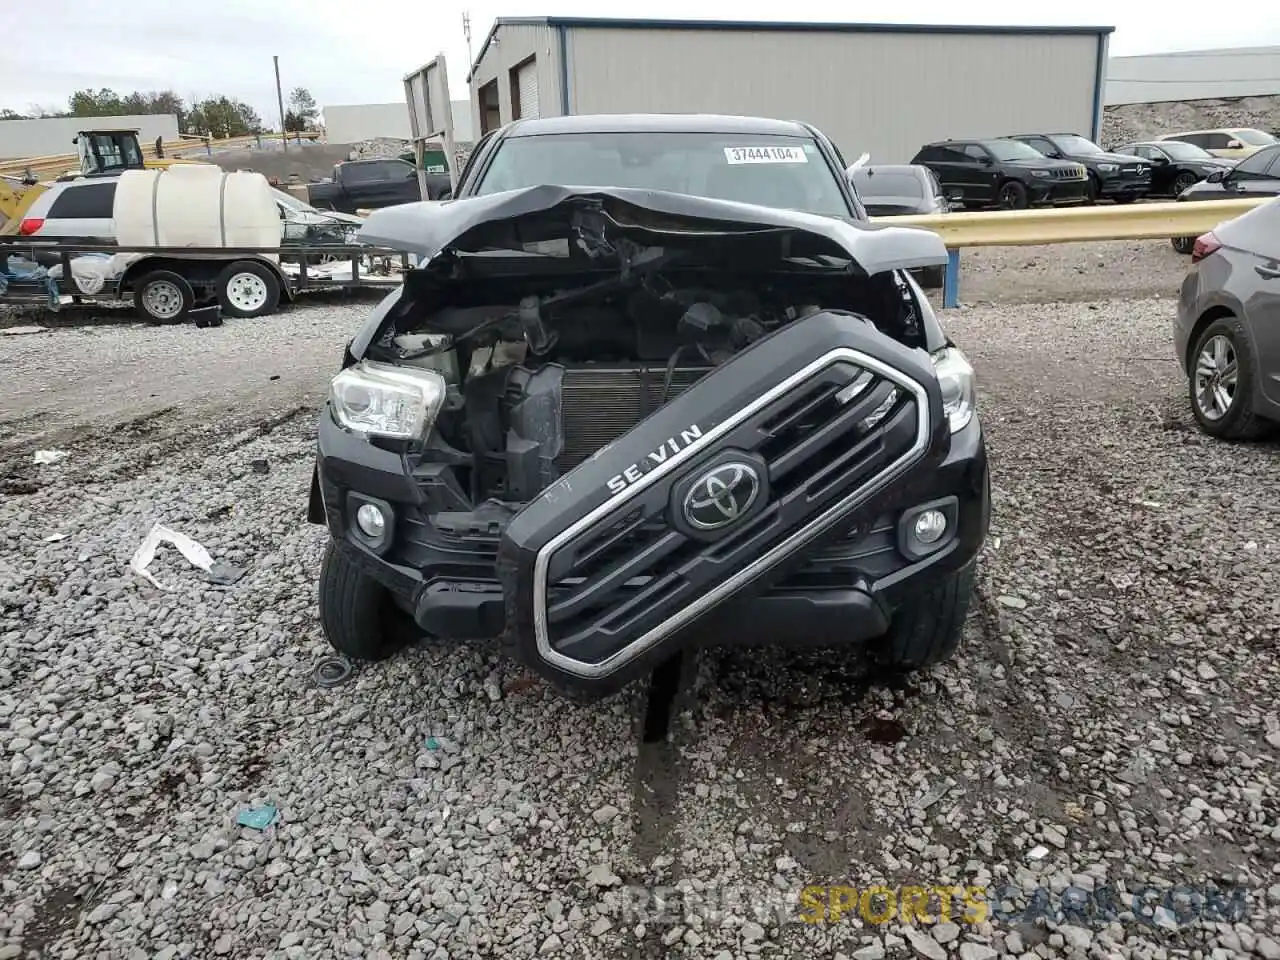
[911,138,1088,210]
[849,163,956,288]
[1007,132,1151,204]
[1110,141,1234,199]
[1157,128,1278,161]
[1175,196,1280,440]
[309,114,988,700]
[1169,143,1280,253]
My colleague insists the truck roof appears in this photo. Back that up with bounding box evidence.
[501,113,816,138]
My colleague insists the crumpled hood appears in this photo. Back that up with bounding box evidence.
[357,184,948,275]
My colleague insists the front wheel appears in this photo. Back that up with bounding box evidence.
[917,265,946,290]
[875,560,976,669]
[1171,173,1197,197]
[997,180,1028,210]
[318,542,419,661]
[217,260,282,318]
[1171,236,1196,255]
[1188,317,1270,440]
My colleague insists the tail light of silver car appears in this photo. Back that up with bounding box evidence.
[1191,232,1222,264]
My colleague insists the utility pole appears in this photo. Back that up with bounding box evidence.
[273,55,288,152]
[463,12,473,81]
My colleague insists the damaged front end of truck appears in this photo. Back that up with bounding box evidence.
[308,185,990,698]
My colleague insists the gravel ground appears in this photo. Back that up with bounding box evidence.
[2,291,1278,960]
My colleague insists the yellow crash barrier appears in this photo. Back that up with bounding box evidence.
[867,197,1270,307]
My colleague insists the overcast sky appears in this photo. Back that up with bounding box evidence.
[3,0,1277,123]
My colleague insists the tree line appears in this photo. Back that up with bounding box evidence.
[0,87,321,140]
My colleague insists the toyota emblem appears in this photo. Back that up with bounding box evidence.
[683,462,762,531]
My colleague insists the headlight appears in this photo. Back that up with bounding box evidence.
[1097,163,1118,173]
[1031,170,1050,178]
[931,347,976,433]
[328,360,446,440]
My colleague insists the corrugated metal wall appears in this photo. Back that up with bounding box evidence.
[468,22,564,135]
[0,114,180,160]
[1106,47,1280,106]
[563,27,1101,164]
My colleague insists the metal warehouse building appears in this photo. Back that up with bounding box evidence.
[1106,46,1280,105]
[466,17,1113,164]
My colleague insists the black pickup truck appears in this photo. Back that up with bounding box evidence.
[308,114,989,701]
[307,159,449,214]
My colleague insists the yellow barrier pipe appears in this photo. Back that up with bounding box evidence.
[869,197,1271,307]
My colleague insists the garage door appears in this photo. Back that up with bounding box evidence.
[516,60,539,120]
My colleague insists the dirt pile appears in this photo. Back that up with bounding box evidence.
[1101,95,1280,147]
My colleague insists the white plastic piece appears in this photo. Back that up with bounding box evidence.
[129,522,215,590]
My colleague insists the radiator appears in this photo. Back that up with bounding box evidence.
[559,364,710,469]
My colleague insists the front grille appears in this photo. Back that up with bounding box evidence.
[1051,166,1085,180]
[538,355,928,667]
[559,365,710,469]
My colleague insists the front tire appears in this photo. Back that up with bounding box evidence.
[318,542,418,661]
[1188,317,1269,440]
[1171,172,1197,197]
[997,180,1028,210]
[1171,236,1196,255]
[876,560,976,669]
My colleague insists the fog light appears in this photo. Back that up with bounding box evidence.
[913,509,947,544]
[356,503,386,539]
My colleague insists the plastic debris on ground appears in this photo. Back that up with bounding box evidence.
[425,736,440,751]
[236,804,278,830]
[313,656,354,688]
[33,450,67,465]
[1,325,47,336]
[128,521,246,590]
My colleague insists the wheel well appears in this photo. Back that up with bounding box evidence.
[1186,307,1236,373]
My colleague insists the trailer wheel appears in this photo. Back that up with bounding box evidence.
[217,261,281,318]
[133,270,194,325]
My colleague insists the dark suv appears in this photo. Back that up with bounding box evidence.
[911,138,1089,210]
[308,114,990,700]
[1008,133,1151,203]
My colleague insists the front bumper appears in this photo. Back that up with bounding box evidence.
[313,411,989,657]
[1027,179,1089,206]
[314,311,990,696]
[1096,171,1152,199]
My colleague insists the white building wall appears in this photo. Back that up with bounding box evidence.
[0,114,180,160]
[322,102,474,144]
[563,26,1102,164]
[1106,47,1280,105]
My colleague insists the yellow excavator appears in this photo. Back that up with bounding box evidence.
[1,129,202,234]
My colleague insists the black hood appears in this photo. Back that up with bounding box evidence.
[358,184,949,276]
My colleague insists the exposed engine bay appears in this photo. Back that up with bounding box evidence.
[362,248,928,509]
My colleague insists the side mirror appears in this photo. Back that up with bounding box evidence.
[1206,169,1227,184]
[1151,155,1168,165]
[438,189,453,202]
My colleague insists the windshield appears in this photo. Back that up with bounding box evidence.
[852,170,924,199]
[984,139,1048,162]
[474,132,851,218]
[1234,129,1278,146]
[1051,135,1104,155]
[1158,141,1215,160]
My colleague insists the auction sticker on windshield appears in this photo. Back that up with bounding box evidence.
[724,145,809,164]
